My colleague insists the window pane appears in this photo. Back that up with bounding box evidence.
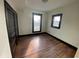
[53,16,60,27]
[34,15,41,31]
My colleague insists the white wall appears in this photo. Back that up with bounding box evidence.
[47,1,79,48]
[17,7,47,35]
[0,0,11,58]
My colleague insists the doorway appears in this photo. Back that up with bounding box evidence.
[32,13,42,33]
[4,1,19,57]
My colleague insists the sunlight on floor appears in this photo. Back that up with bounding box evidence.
[24,36,40,57]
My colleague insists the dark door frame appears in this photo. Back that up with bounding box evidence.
[4,1,19,36]
[4,1,19,57]
[32,13,42,33]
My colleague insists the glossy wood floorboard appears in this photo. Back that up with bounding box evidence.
[14,34,76,58]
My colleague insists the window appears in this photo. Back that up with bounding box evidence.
[51,14,63,29]
[32,13,42,33]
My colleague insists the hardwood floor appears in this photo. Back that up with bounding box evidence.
[14,33,77,58]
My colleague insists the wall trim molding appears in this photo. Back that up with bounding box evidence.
[19,32,46,37]
[45,32,78,51]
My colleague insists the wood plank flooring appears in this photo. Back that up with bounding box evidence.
[14,33,77,58]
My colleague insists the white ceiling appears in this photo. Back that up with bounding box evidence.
[14,0,78,11]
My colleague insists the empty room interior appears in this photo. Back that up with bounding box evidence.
[0,0,79,58]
